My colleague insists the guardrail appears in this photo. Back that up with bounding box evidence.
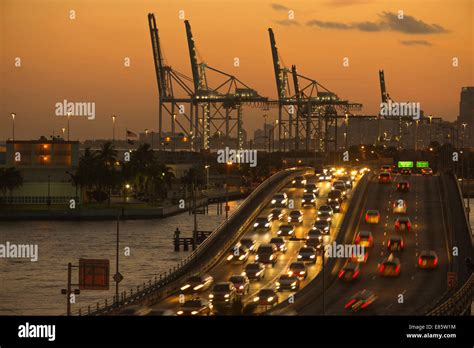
[73,167,312,316]
[267,172,372,315]
[427,273,473,315]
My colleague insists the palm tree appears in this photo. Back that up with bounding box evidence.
[96,142,117,167]
[0,168,23,203]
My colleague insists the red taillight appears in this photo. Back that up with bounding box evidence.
[395,265,400,273]
[345,299,356,309]
[338,270,345,279]
[365,214,369,222]
[418,258,423,266]
[407,222,411,230]
[352,270,360,278]
[434,258,438,266]
[400,240,404,248]
[355,235,360,242]
[379,264,385,273]
[360,301,370,309]
[387,240,391,248]
[395,221,400,229]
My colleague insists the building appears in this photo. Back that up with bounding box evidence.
[458,87,474,146]
[1,138,79,204]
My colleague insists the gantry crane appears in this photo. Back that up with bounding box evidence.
[269,28,363,153]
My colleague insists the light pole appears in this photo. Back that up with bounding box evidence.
[205,165,210,189]
[11,113,16,141]
[429,115,433,145]
[61,127,66,139]
[67,112,71,141]
[112,115,117,143]
[225,161,232,220]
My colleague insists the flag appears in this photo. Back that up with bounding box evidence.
[126,129,138,138]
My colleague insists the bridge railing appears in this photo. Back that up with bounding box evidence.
[427,273,473,315]
[73,167,311,316]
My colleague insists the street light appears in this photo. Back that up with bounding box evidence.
[429,115,433,144]
[205,165,210,189]
[112,115,117,142]
[11,113,16,141]
[61,127,66,139]
[225,161,232,220]
[67,112,71,141]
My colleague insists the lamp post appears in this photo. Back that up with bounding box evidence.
[112,115,117,143]
[61,127,66,139]
[225,161,232,220]
[11,113,16,141]
[67,112,71,141]
[205,165,210,189]
[429,115,433,145]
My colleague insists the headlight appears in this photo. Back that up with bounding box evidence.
[275,282,280,286]
[269,255,274,260]
[209,294,214,298]
[177,310,184,315]
[194,284,204,290]
[265,223,270,227]
[291,282,296,287]
[239,254,246,260]
[253,296,260,302]
[180,284,190,291]
[300,271,306,275]
[292,180,296,184]
[335,205,340,209]
[227,255,234,261]
[254,223,259,227]
[239,285,244,289]
[241,271,247,276]
[267,297,274,302]
[271,200,276,204]
[310,255,315,258]
[297,255,302,258]
[191,311,198,315]
[224,294,230,298]
[255,255,259,260]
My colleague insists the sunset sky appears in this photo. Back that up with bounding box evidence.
[1,0,473,141]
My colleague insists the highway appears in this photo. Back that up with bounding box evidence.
[148,171,362,315]
[298,172,450,315]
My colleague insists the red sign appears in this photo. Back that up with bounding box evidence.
[79,259,110,290]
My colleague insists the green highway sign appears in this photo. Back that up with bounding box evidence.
[416,161,429,168]
[398,161,413,168]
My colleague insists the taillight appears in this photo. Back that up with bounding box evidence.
[400,240,404,248]
[360,301,370,309]
[352,270,360,278]
[387,240,391,248]
[395,265,400,273]
[418,258,423,266]
[338,270,344,279]
[365,214,369,221]
[434,258,438,266]
[379,264,385,273]
[345,299,356,309]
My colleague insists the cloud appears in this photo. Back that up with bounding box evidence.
[275,19,300,26]
[400,39,432,46]
[306,11,449,35]
[271,3,290,12]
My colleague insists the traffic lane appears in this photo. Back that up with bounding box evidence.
[395,175,447,314]
[149,178,355,314]
[298,175,415,315]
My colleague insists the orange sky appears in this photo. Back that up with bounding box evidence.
[1,0,473,141]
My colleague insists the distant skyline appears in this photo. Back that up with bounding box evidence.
[1,0,473,141]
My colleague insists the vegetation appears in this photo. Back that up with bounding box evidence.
[0,167,23,202]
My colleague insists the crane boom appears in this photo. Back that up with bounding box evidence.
[184,20,202,92]
[268,28,284,99]
[148,13,167,99]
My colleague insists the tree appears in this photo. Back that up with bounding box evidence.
[0,167,23,203]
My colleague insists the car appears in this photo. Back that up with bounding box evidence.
[268,209,285,221]
[378,172,392,184]
[288,210,304,224]
[338,261,361,281]
[270,237,288,253]
[304,236,324,251]
[339,176,353,189]
[180,274,214,293]
[380,165,392,173]
[393,199,407,214]
[355,231,374,248]
[304,184,320,196]
[253,288,279,306]
[318,205,334,216]
[297,246,317,263]
[255,243,278,266]
[379,254,401,277]
[276,274,300,291]
[292,176,307,188]
[229,275,250,295]
[312,220,331,234]
[242,262,266,280]
[253,216,271,232]
[327,189,343,205]
[421,167,433,176]
[301,193,317,207]
[418,250,439,269]
[271,192,289,207]
[287,261,308,279]
[395,216,412,232]
[365,210,380,224]
[278,224,295,237]
[316,211,332,222]
[226,244,250,263]
[387,235,404,251]
[349,249,369,263]
[307,229,328,245]
[345,290,377,311]
[397,180,410,192]
[176,299,213,316]
[328,201,341,213]
[240,238,258,253]
[209,282,237,304]
[400,168,411,175]
[332,181,348,198]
